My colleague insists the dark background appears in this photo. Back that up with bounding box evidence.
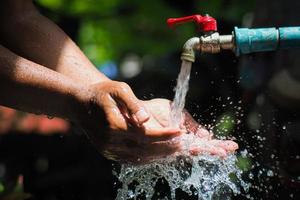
[1,0,300,199]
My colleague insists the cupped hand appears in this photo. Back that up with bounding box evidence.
[141,99,238,158]
[78,81,182,163]
[83,92,238,163]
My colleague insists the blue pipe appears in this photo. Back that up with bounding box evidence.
[234,26,300,56]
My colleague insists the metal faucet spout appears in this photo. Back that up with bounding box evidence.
[181,33,235,62]
[181,37,200,62]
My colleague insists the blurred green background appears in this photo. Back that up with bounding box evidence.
[36,0,255,76]
[3,0,300,200]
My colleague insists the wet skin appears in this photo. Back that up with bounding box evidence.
[0,0,238,164]
[89,98,238,163]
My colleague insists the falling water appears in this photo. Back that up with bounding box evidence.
[114,135,249,200]
[170,60,192,127]
[114,60,249,200]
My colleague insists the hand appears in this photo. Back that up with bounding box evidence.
[141,99,239,157]
[85,95,238,163]
[77,81,182,163]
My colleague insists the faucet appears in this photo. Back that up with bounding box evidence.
[167,14,300,62]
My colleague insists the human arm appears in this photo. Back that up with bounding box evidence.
[0,45,89,121]
[0,0,107,86]
[0,45,183,162]
[0,1,237,163]
[0,45,151,127]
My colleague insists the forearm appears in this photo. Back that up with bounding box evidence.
[0,0,108,85]
[0,45,90,122]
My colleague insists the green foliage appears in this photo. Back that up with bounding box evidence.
[195,0,256,22]
[214,112,235,136]
[37,0,63,11]
[38,0,121,16]
[0,182,4,193]
[236,156,252,171]
[36,0,256,65]
[78,20,115,65]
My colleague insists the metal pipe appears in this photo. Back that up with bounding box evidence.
[219,35,235,50]
[234,26,300,56]
[181,34,235,62]
[181,37,200,62]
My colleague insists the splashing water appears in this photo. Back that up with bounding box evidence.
[170,60,192,127]
[114,60,248,199]
[115,134,248,200]
[115,156,244,200]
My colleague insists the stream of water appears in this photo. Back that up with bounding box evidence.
[170,60,192,127]
[114,61,248,200]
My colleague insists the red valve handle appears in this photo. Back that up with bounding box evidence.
[167,14,217,32]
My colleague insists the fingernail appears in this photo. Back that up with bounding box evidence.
[135,109,149,123]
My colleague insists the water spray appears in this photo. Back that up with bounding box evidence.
[115,14,267,200]
[167,14,300,62]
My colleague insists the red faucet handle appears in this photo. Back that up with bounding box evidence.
[167,14,217,32]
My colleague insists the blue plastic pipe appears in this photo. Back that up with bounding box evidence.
[234,26,300,56]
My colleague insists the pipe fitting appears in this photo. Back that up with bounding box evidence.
[200,33,235,53]
[181,37,200,62]
[181,34,235,62]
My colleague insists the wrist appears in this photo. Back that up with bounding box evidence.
[70,78,118,124]
[69,84,95,124]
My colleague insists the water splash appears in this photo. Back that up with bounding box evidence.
[114,60,249,199]
[114,134,248,200]
[170,60,192,127]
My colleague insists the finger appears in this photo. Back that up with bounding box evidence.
[189,145,227,157]
[143,127,182,141]
[113,82,149,124]
[209,140,239,152]
[103,96,128,130]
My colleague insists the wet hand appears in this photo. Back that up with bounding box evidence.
[86,80,150,127]
[77,81,182,163]
[141,98,239,158]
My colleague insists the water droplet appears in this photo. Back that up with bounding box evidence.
[239,150,247,157]
[249,173,254,179]
[267,170,274,177]
[127,190,134,198]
